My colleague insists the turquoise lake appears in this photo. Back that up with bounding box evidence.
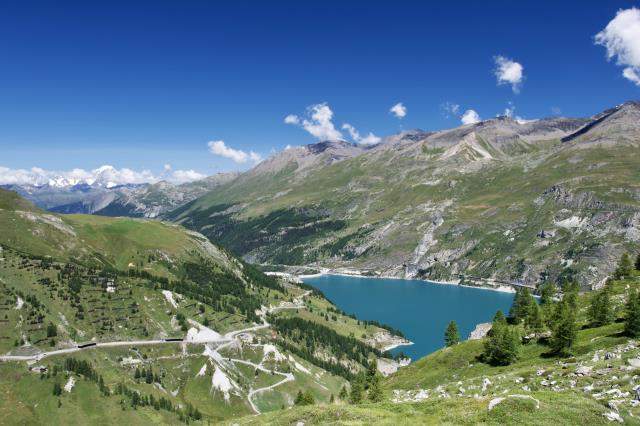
[302,274,515,361]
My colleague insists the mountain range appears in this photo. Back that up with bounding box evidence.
[2,172,238,217]
[1,101,640,425]
[7,101,640,289]
[168,101,640,289]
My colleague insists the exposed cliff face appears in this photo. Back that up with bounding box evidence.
[171,102,640,290]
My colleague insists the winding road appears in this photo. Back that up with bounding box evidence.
[0,289,313,414]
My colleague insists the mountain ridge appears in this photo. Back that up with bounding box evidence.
[169,101,640,290]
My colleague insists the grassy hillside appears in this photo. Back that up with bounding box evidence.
[236,265,640,425]
[0,188,405,425]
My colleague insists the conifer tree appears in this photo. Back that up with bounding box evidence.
[615,253,634,279]
[625,290,640,337]
[635,252,640,272]
[508,288,532,324]
[563,280,580,310]
[588,284,613,327]
[302,390,314,405]
[47,322,57,338]
[526,301,545,333]
[550,300,578,355]
[484,310,520,365]
[53,382,62,396]
[368,374,384,402]
[444,320,460,347]
[540,282,557,305]
[349,375,365,404]
[366,359,378,386]
[338,385,348,401]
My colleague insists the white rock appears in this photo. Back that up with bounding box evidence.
[488,397,505,410]
[482,378,492,392]
[603,411,624,423]
[576,366,593,376]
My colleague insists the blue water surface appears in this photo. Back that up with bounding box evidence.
[302,275,514,361]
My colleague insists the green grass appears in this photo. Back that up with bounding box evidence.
[235,392,616,425]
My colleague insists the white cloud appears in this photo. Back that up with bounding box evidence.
[623,67,640,85]
[503,102,515,118]
[341,123,381,145]
[494,55,524,93]
[284,103,343,141]
[595,8,640,86]
[551,106,562,116]
[0,165,206,187]
[169,169,207,184]
[441,102,460,118]
[390,102,407,118]
[207,140,262,164]
[461,109,481,125]
[284,114,299,124]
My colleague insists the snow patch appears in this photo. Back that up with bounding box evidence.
[15,297,24,310]
[212,366,238,402]
[64,377,76,392]
[185,320,222,343]
[196,362,208,377]
[121,357,142,366]
[161,290,181,308]
[288,355,310,374]
[554,216,587,229]
[262,344,286,363]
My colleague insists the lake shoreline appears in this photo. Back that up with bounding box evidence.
[299,270,517,295]
[300,272,515,361]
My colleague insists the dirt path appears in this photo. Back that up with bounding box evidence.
[0,288,313,415]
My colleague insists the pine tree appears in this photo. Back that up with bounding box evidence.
[483,311,520,365]
[508,288,533,324]
[615,253,634,279]
[366,359,378,386]
[368,374,384,402]
[301,390,315,405]
[294,390,304,405]
[329,394,335,404]
[588,284,613,327]
[540,282,557,305]
[47,322,57,338]
[550,300,578,356]
[625,290,640,337]
[493,310,506,325]
[349,375,365,404]
[444,320,460,347]
[563,280,580,310]
[635,252,640,272]
[338,385,348,401]
[526,301,545,333]
[53,382,62,396]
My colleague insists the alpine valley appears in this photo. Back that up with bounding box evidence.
[2,101,640,425]
[169,102,640,290]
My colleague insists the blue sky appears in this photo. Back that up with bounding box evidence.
[0,0,639,181]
